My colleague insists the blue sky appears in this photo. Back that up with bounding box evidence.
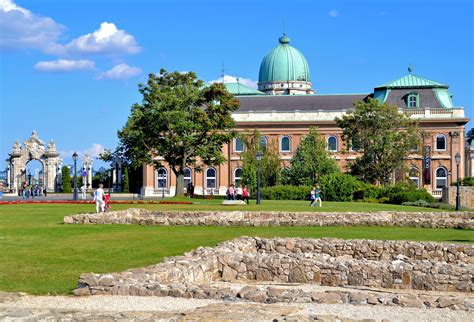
[1,0,473,170]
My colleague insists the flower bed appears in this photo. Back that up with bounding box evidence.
[159,201,193,205]
[0,200,163,205]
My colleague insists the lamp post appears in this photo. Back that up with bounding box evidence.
[455,152,461,211]
[256,151,263,205]
[72,151,78,201]
[28,172,32,185]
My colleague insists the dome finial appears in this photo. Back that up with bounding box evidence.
[279,34,290,44]
[408,63,413,74]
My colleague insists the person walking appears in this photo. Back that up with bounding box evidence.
[80,184,86,200]
[226,184,235,200]
[235,185,243,200]
[93,184,106,213]
[309,186,316,207]
[242,186,250,204]
[314,184,322,207]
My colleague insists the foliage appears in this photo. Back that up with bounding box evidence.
[336,98,421,185]
[283,127,339,186]
[379,183,435,205]
[353,181,381,200]
[92,168,112,188]
[318,173,360,201]
[461,177,474,186]
[239,130,282,192]
[118,69,239,196]
[260,185,311,200]
[122,167,130,193]
[402,200,456,210]
[61,166,72,193]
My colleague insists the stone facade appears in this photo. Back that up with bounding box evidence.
[64,208,474,229]
[442,186,474,209]
[74,237,473,311]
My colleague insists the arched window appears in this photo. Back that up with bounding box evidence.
[206,168,217,189]
[234,168,243,185]
[184,167,192,188]
[435,134,447,151]
[435,167,448,190]
[409,167,420,188]
[259,136,268,150]
[406,93,419,108]
[280,136,291,152]
[327,136,338,152]
[234,137,244,152]
[157,168,167,188]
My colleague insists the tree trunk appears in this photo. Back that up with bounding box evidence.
[175,172,185,197]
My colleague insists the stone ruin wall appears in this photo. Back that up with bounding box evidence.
[75,237,474,310]
[64,208,474,229]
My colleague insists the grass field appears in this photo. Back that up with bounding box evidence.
[0,201,472,295]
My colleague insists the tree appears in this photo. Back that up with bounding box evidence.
[239,130,282,193]
[118,69,239,196]
[61,166,72,193]
[336,98,420,185]
[283,127,339,186]
[122,167,130,193]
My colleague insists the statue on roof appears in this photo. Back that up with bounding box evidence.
[47,140,57,152]
[12,140,21,154]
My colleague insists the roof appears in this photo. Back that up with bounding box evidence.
[224,82,265,95]
[376,73,448,89]
[258,34,311,83]
[235,94,369,112]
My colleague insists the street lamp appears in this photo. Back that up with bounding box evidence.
[455,151,461,211]
[28,172,32,185]
[256,151,263,205]
[72,151,78,201]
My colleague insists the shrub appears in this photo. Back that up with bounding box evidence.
[462,177,474,186]
[260,185,311,200]
[402,200,456,210]
[380,183,435,204]
[318,173,359,201]
[353,182,381,200]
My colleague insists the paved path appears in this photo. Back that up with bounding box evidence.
[1,292,472,321]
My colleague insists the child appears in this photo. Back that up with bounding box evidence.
[103,193,111,211]
[242,186,250,204]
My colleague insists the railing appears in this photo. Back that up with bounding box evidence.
[205,188,219,195]
[431,190,443,198]
[401,108,458,118]
[153,188,170,196]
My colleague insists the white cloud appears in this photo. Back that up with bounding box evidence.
[0,0,65,53]
[96,63,142,80]
[59,144,105,160]
[34,59,95,72]
[328,10,339,18]
[61,22,140,55]
[83,143,105,158]
[210,75,258,89]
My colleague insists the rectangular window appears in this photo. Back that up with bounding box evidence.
[234,138,244,152]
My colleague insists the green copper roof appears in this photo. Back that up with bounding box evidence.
[224,82,265,95]
[258,34,311,83]
[376,73,448,89]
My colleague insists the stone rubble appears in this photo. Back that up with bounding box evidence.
[74,237,473,311]
[64,208,474,229]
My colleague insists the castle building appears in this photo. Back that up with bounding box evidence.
[141,35,469,197]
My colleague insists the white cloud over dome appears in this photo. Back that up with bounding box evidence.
[34,59,95,72]
[210,75,258,89]
[96,63,142,80]
[61,22,140,55]
[0,0,65,53]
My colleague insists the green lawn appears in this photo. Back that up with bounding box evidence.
[0,202,471,295]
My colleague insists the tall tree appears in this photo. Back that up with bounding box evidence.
[240,130,282,192]
[336,98,420,185]
[122,167,130,193]
[61,166,72,193]
[284,127,339,186]
[118,69,239,196]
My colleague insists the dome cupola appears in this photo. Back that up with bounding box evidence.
[258,34,313,95]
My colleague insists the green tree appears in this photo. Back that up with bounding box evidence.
[240,130,282,193]
[122,167,130,193]
[61,166,72,193]
[336,98,420,185]
[118,69,239,196]
[284,127,339,186]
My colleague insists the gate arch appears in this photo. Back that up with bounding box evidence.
[6,131,61,193]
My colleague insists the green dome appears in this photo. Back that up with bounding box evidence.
[258,35,311,83]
